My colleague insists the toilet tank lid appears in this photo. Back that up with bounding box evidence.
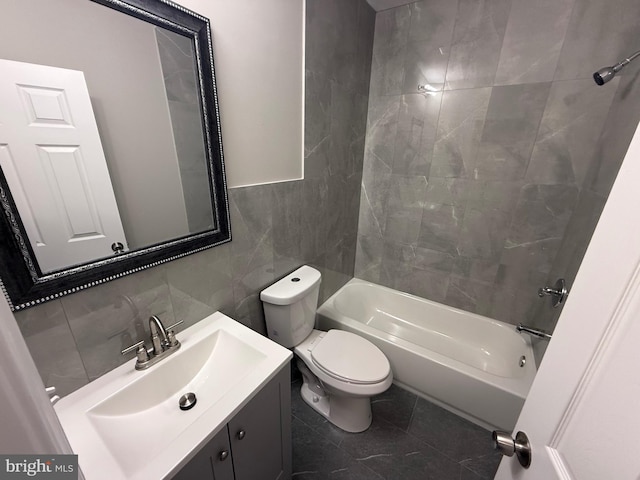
[260,265,321,305]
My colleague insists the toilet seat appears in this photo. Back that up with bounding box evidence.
[310,330,390,385]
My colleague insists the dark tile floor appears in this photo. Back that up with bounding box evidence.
[291,379,502,480]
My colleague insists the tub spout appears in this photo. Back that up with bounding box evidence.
[516,323,551,340]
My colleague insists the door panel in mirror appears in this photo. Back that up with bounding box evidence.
[0,0,231,310]
[0,59,129,272]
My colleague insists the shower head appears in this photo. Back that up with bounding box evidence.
[593,66,619,85]
[593,50,640,86]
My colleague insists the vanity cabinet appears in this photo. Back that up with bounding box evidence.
[172,367,291,480]
[171,427,234,480]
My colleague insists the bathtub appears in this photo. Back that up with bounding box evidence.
[316,278,537,430]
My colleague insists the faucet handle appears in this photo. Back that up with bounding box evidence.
[45,386,61,405]
[121,340,150,363]
[165,320,183,348]
[537,278,568,308]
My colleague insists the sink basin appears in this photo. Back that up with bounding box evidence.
[89,329,264,417]
[54,312,292,480]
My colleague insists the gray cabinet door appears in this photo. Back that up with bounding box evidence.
[171,366,291,480]
[172,426,234,480]
[229,369,290,480]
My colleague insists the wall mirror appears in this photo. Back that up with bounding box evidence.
[0,0,231,311]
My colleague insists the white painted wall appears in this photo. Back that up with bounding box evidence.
[174,0,305,187]
[3,0,305,201]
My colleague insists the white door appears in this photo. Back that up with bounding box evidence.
[494,121,640,479]
[0,284,85,477]
[0,59,127,273]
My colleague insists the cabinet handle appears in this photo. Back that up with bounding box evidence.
[237,430,246,440]
[219,450,229,461]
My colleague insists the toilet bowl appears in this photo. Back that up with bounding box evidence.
[260,265,392,432]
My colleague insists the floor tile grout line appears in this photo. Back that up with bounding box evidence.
[310,423,344,449]
[404,397,499,465]
[291,411,343,449]
[404,429,467,466]
[406,392,419,433]
[459,464,484,480]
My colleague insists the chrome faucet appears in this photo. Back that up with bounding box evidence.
[516,323,552,340]
[121,316,183,370]
[149,315,170,355]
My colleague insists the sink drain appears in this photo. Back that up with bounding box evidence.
[179,392,197,411]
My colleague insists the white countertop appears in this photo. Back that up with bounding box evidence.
[54,312,292,480]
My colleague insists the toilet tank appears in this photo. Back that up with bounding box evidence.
[260,265,321,348]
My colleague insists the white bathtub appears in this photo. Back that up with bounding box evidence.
[316,278,536,430]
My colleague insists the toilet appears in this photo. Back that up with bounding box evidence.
[260,265,392,432]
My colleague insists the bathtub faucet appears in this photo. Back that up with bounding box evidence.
[516,323,552,341]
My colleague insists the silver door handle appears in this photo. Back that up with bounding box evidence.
[492,430,532,468]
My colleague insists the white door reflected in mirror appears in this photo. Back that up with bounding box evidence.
[0,59,128,272]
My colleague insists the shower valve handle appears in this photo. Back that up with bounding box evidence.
[537,278,568,308]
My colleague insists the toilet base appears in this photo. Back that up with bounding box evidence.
[297,360,373,433]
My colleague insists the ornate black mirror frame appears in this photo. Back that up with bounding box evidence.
[0,0,231,311]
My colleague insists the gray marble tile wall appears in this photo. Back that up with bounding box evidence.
[356,0,640,334]
[14,0,375,397]
[156,27,213,233]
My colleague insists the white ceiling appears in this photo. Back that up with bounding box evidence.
[366,0,416,12]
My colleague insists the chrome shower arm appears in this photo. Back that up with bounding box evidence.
[622,50,640,65]
[613,50,640,72]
